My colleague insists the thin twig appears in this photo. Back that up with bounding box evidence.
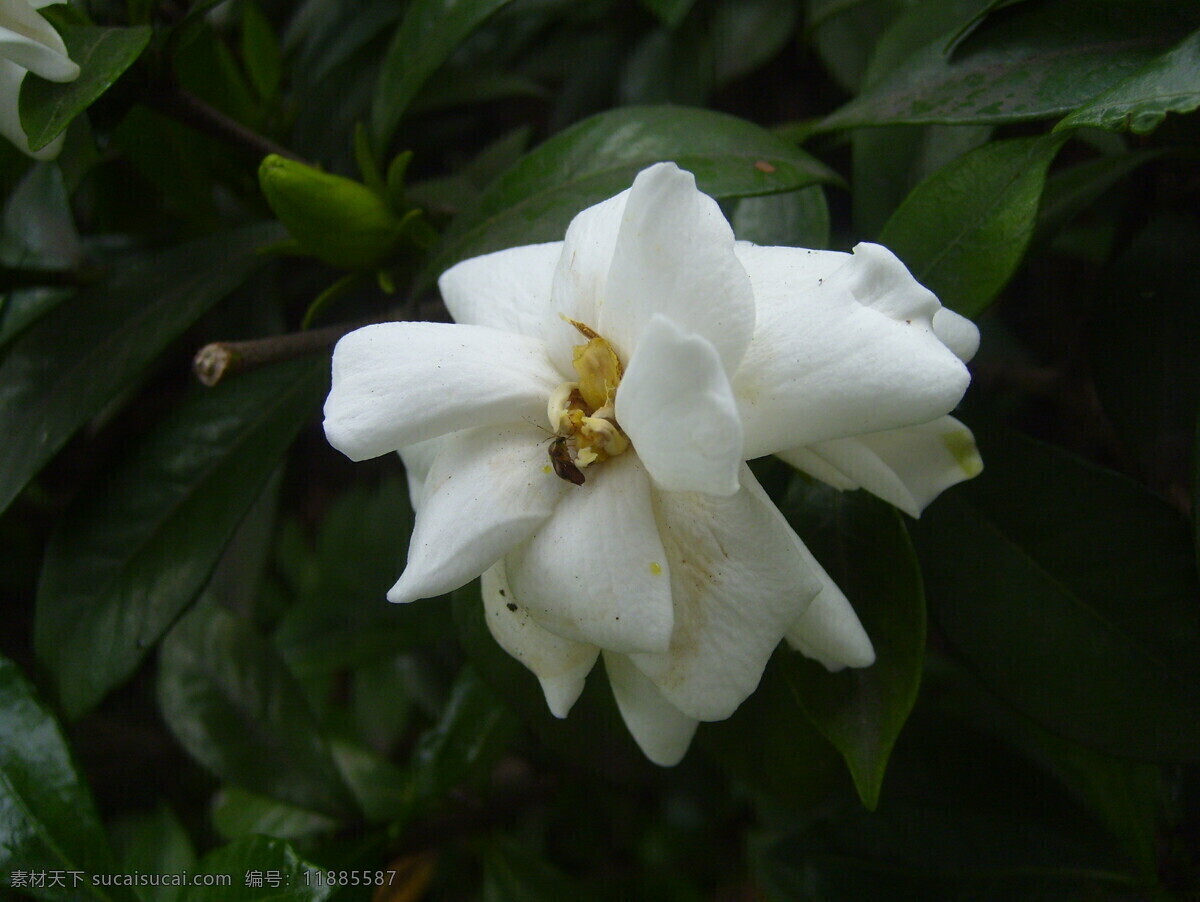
[149,87,309,164]
[193,317,377,387]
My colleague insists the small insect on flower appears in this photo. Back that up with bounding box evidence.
[548,436,585,486]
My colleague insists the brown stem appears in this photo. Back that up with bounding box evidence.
[149,87,309,164]
[193,318,376,387]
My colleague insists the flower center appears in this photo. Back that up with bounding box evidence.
[546,320,631,475]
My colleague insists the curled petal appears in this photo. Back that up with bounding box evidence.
[838,242,940,322]
[616,314,742,496]
[604,652,698,767]
[506,453,674,655]
[398,434,446,511]
[482,559,599,718]
[439,242,563,339]
[784,548,875,672]
[602,163,755,373]
[545,189,629,375]
[628,464,822,721]
[734,243,971,459]
[933,307,980,363]
[779,415,983,518]
[0,4,78,82]
[324,322,561,460]
[388,424,569,603]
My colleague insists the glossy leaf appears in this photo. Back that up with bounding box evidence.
[0,223,281,517]
[779,481,925,809]
[0,655,130,902]
[712,0,799,85]
[914,425,1200,761]
[109,805,196,902]
[422,106,838,285]
[879,133,1067,316]
[371,0,515,149]
[819,0,1200,130]
[211,786,337,842]
[35,358,325,719]
[1057,28,1200,134]
[189,836,333,902]
[732,185,830,249]
[20,24,152,152]
[158,604,359,819]
[640,0,695,28]
[241,1,283,101]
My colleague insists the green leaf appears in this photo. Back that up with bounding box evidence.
[158,604,359,819]
[711,0,800,85]
[109,805,196,902]
[1034,148,1164,242]
[731,185,830,249]
[0,222,281,518]
[639,0,696,27]
[241,1,283,102]
[0,655,130,902]
[819,0,1200,130]
[371,0,516,149]
[20,24,152,153]
[482,836,598,902]
[421,106,838,287]
[879,133,1067,316]
[35,358,324,719]
[408,667,519,810]
[1058,28,1200,134]
[187,836,333,902]
[779,482,926,810]
[913,424,1200,762]
[211,786,337,842]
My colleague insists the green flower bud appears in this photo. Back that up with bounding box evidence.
[258,154,406,269]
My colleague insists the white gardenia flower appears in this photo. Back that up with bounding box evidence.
[324,162,981,765]
[0,0,79,158]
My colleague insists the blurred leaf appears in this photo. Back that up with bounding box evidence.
[619,24,713,107]
[712,0,799,85]
[879,133,1067,316]
[20,24,152,152]
[733,186,829,248]
[408,667,519,810]
[188,836,333,901]
[158,604,359,819]
[2,161,81,269]
[273,478,453,675]
[809,0,906,95]
[35,358,324,719]
[0,655,129,902]
[1034,148,1163,241]
[372,0,516,149]
[482,836,597,902]
[0,222,281,517]
[409,68,549,114]
[422,106,839,287]
[110,805,196,902]
[779,483,925,810]
[1057,28,1200,134]
[640,0,695,27]
[914,424,1200,761]
[329,739,409,824]
[819,0,1200,130]
[212,786,337,842]
[241,1,283,102]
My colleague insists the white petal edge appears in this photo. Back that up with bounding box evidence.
[387,424,569,603]
[778,415,983,518]
[933,306,980,363]
[604,651,698,767]
[0,57,60,158]
[734,243,971,459]
[0,4,78,82]
[398,434,447,512]
[784,545,875,672]
[628,463,821,720]
[482,559,599,718]
[617,314,743,496]
[438,241,563,340]
[600,163,755,374]
[505,452,674,655]
[324,322,561,461]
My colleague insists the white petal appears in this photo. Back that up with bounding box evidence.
[777,446,858,491]
[734,243,971,459]
[398,434,446,511]
[438,242,563,339]
[482,559,598,718]
[0,3,78,82]
[616,314,742,496]
[544,189,629,375]
[628,464,821,721]
[837,242,940,322]
[601,163,754,373]
[783,547,875,671]
[604,652,698,767]
[505,452,674,654]
[779,415,983,518]
[933,306,980,363]
[0,57,58,157]
[324,322,560,461]
[387,424,569,603]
